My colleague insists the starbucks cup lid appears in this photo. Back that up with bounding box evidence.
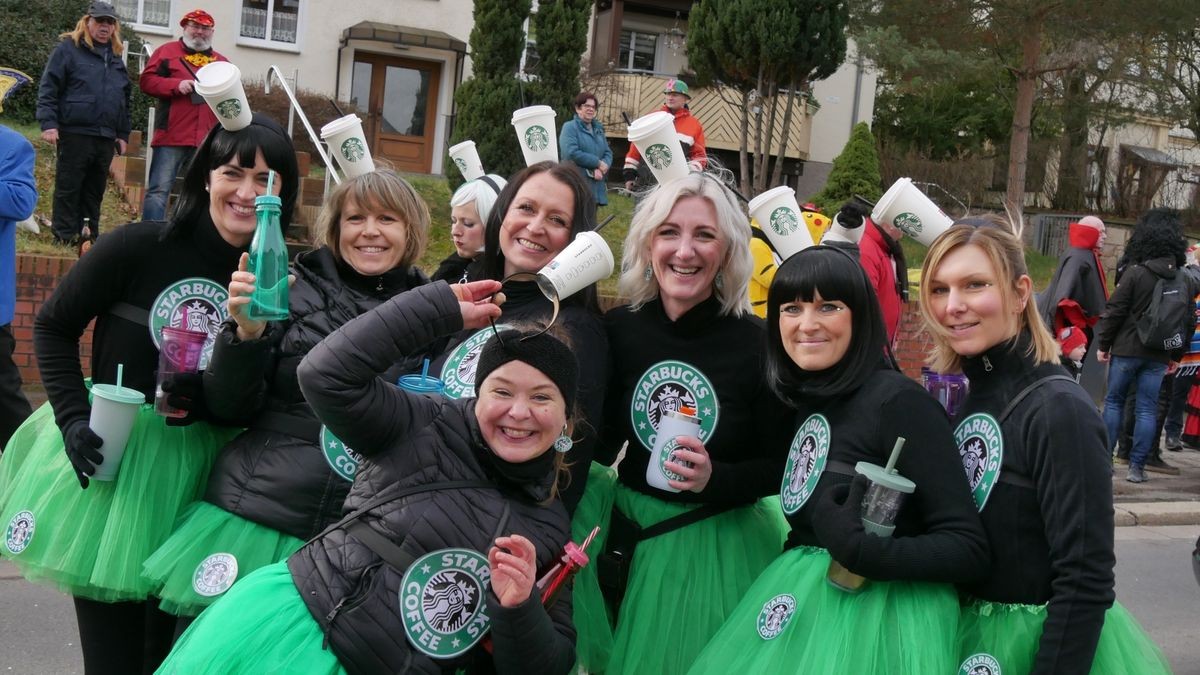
[854,461,916,493]
[92,383,146,405]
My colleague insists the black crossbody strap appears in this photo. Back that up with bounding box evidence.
[825,460,857,476]
[992,375,1075,490]
[637,501,739,542]
[109,301,149,327]
[314,480,495,542]
[344,501,511,574]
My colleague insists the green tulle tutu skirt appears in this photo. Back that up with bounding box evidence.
[0,401,237,602]
[142,501,305,616]
[586,483,786,675]
[569,462,619,672]
[688,546,962,674]
[157,561,346,675]
[957,598,1172,674]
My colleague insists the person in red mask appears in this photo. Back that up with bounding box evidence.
[1036,216,1108,363]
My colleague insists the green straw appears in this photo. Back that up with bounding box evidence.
[266,170,275,196]
[884,436,906,474]
[116,363,124,388]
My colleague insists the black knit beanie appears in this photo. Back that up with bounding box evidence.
[475,328,578,412]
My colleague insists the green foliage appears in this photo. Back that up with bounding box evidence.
[468,0,532,80]
[810,122,882,213]
[530,0,591,124]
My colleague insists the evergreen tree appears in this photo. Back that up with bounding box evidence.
[530,0,592,124]
[810,122,882,214]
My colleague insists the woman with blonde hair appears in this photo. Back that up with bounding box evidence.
[432,174,507,283]
[919,215,1169,674]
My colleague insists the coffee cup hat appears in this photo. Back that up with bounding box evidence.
[822,201,868,246]
[870,177,954,247]
[194,61,252,131]
[626,110,689,185]
[448,140,485,181]
[320,114,376,178]
[536,231,615,304]
[511,105,559,166]
[747,185,814,260]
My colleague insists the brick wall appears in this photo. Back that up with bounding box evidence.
[894,301,934,381]
[14,255,91,384]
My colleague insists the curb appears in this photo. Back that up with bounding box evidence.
[1114,501,1200,527]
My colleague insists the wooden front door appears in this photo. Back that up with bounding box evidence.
[349,54,442,173]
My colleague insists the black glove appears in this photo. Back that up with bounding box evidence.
[810,474,870,569]
[622,167,638,184]
[160,371,209,427]
[836,201,867,231]
[62,419,104,489]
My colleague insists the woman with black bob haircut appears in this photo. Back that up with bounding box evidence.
[690,246,987,674]
[429,160,607,512]
[0,112,299,674]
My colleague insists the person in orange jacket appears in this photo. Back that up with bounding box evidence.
[623,79,707,191]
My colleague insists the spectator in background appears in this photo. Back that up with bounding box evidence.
[1154,244,1200,453]
[139,9,226,221]
[0,98,36,449]
[1037,215,1108,364]
[36,1,131,245]
[559,91,612,207]
[623,79,707,192]
[855,200,908,344]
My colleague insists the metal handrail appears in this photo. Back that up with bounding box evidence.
[265,65,341,185]
[127,42,154,70]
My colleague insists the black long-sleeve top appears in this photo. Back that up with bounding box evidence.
[599,296,792,504]
[34,218,244,432]
[957,334,1115,675]
[783,368,989,583]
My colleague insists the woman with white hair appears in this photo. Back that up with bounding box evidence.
[432,174,507,283]
[573,173,791,675]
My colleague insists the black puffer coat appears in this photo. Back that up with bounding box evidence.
[202,247,427,540]
[292,282,575,675]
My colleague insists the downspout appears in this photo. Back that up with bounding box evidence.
[850,49,864,129]
[335,37,347,102]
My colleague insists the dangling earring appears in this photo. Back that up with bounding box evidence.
[553,425,573,453]
[643,265,653,282]
[714,271,724,291]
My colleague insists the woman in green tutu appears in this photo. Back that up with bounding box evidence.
[689,245,988,674]
[0,112,299,674]
[919,216,1171,674]
[159,279,578,674]
[573,172,793,675]
[141,168,430,633]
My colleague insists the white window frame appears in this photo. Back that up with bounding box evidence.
[616,27,660,74]
[237,0,304,53]
[116,0,174,36]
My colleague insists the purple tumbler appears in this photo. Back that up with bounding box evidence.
[154,326,208,417]
[924,372,969,417]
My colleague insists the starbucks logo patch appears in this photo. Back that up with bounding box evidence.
[630,360,719,451]
[959,653,1002,675]
[192,552,238,597]
[780,414,831,515]
[755,593,796,640]
[4,510,34,555]
[400,548,492,659]
[150,278,229,369]
[894,212,923,236]
[657,437,690,482]
[440,325,509,399]
[525,125,550,152]
[954,413,1003,511]
[321,426,363,482]
[769,206,800,236]
[215,98,242,119]
[645,143,673,170]
[341,138,367,162]
[454,157,468,173]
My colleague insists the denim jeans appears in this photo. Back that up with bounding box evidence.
[141,145,194,222]
[1104,356,1169,468]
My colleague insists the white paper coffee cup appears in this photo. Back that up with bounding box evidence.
[822,212,865,245]
[748,186,815,260]
[448,140,485,181]
[626,111,689,185]
[871,177,955,247]
[320,114,376,179]
[88,383,144,481]
[194,61,252,132]
[511,106,558,166]
[535,231,614,301]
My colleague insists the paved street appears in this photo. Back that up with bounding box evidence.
[1,525,1197,674]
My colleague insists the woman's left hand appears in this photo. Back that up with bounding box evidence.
[665,435,713,493]
[488,534,538,608]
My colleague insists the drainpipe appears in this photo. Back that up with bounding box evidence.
[850,50,864,129]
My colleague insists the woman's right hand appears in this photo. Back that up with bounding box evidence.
[450,280,504,330]
[227,252,266,341]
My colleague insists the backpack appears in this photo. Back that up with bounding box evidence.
[1135,267,1193,351]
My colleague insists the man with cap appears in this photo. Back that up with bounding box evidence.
[37,0,131,245]
[623,78,707,192]
[139,9,226,221]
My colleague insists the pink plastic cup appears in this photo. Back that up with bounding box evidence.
[154,326,208,417]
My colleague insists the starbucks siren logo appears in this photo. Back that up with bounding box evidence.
[321,426,364,482]
[192,552,238,597]
[454,157,468,173]
[525,125,551,152]
[341,138,367,162]
[780,414,831,515]
[657,437,691,481]
[150,278,229,369]
[440,325,509,399]
[755,593,796,640]
[769,206,800,237]
[645,143,674,171]
[400,548,492,659]
[959,653,1002,675]
[215,98,242,120]
[4,510,35,555]
[894,212,923,236]
[954,413,1003,512]
[630,360,719,451]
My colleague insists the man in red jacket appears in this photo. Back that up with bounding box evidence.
[854,202,908,344]
[623,78,707,191]
[139,9,225,221]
